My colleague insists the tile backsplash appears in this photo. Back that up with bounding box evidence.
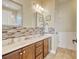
[2,26,42,40]
[2,25,55,40]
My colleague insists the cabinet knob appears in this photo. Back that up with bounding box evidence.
[20,53,23,55]
[23,51,26,54]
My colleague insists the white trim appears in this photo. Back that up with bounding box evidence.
[49,50,56,54]
[58,32,76,50]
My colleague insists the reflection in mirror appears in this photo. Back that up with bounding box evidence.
[2,0,23,26]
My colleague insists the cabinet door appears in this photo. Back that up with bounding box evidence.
[36,41,43,47]
[2,50,22,59]
[22,44,35,59]
[44,39,49,57]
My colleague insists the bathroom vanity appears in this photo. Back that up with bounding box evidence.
[2,34,51,59]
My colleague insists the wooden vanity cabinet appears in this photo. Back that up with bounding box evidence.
[3,38,49,59]
[44,39,49,57]
[3,49,22,59]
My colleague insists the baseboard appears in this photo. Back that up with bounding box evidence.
[49,50,56,54]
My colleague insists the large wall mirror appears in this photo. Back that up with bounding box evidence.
[2,0,23,26]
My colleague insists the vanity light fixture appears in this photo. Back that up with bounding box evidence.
[32,3,48,14]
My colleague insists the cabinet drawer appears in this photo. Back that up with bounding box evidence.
[36,45,43,56]
[36,41,43,47]
[36,53,43,59]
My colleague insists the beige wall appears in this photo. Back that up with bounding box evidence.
[55,0,76,32]
[42,0,55,27]
[22,0,36,27]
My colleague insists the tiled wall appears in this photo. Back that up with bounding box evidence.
[2,25,55,40]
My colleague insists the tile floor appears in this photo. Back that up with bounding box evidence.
[45,48,76,59]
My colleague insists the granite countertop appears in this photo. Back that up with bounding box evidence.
[2,34,52,55]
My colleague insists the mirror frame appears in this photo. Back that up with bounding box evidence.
[2,0,23,26]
